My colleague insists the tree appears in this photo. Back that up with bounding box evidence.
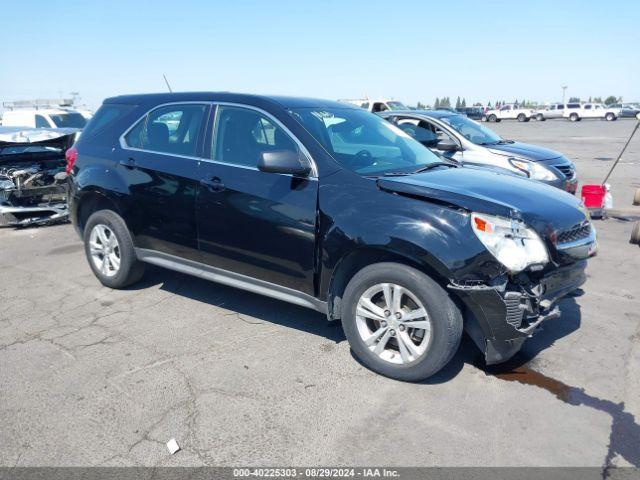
[416,101,426,109]
[461,98,466,107]
[593,96,602,103]
[569,97,580,103]
[604,96,618,105]
[441,97,451,108]
[434,97,440,109]
[588,96,592,102]
[455,96,461,108]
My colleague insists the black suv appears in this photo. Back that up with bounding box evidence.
[68,93,596,381]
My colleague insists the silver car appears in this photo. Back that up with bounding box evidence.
[379,110,578,194]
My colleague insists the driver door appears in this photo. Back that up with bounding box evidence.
[196,105,318,294]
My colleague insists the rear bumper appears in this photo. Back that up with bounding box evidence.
[450,260,588,364]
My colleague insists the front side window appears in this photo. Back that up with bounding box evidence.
[35,114,50,128]
[124,104,207,156]
[584,104,592,110]
[49,113,87,128]
[290,107,441,176]
[213,106,298,167]
[440,115,501,145]
[386,101,408,111]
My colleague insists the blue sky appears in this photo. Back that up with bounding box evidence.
[1,0,638,110]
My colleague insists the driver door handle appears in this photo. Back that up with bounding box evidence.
[201,176,225,192]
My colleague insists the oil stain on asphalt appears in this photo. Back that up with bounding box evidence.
[480,359,640,472]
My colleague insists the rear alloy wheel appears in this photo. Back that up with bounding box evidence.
[341,263,462,381]
[605,112,615,121]
[517,113,527,122]
[89,224,121,278]
[488,114,497,122]
[536,113,545,121]
[83,209,145,289]
[569,113,579,122]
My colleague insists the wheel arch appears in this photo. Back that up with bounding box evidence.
[326,246,452,320]
[75,189,124,235]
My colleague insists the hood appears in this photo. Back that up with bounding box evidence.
[377,166,587,235]
[0,131,76,164]
[487,141,562,162]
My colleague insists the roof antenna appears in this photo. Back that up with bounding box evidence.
[163,74,173,93]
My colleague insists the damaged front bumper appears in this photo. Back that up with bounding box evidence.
[0,184,68,227]
[450,259,588,364]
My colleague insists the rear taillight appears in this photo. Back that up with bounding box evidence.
[65,146,77,174]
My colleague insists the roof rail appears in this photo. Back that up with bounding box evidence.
[2,99,75,110]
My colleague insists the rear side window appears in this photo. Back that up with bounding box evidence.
[124,104,208,156]
[83,104,135,139]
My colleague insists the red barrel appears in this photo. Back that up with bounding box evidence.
[581,184,606,209]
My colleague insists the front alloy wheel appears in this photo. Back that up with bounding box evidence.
[356,283,432,364]
[89,224,121,277]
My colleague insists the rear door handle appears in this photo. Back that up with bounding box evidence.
[201,176,225,192]
[119,157,137,169]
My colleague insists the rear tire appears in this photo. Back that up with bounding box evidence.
[536,113,545,121]
[569,113,579,122]
[605,113,615,121]
[341,263,463,382]
[83,209,145,289]
[633,188,640,206]
[488,114,497,122]
[630,221,640,245]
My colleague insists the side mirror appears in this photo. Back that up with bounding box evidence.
[258,150,311,177]
[436,140,460,152]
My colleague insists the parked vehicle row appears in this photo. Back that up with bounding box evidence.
[68,92,596,382]
[378,110,578,193]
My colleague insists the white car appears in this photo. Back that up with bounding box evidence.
[533,103,566,121]
[483,104,534,122]
[563,103,620,122]
[2,107,88,129]
[339,98,408,113]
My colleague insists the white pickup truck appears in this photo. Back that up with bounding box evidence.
[483,104,534,122]
[339,98,408,113]
[563,103,620,122]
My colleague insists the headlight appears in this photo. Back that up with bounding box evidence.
[471,212,549,273]
[509,158,557,181]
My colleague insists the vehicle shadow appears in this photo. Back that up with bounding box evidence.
[422,295,583,384]
[129,265,582,379]
[130,265,346,343]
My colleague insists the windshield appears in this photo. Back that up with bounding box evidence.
[386,101,407,111]
[290,107,441,175]
[49,113,87,129]
[440,115,502,145]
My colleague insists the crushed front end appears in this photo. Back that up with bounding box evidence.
[0,129,76,227]
[450,218,597,364]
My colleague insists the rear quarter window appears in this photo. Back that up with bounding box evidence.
[82,104,137,141]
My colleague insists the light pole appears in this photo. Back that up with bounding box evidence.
[561,86,568,104]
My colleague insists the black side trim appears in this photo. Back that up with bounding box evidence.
[135,248,328,314]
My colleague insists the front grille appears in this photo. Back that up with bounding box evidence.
[555,164,575,179]
[557,223,591,244]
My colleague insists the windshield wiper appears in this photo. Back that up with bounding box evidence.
[410,162,459,174]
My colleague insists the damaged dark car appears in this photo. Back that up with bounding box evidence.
[69,93,597,381]
[0,127,76,227]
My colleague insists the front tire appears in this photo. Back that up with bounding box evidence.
[341,263,463,382]
[517,114,527,122]
[569,113,579,122]
[83,210,145,289]
[605,113,615,121]
[631,221,640,245]
[536,113,545,121]
[487,114,497,122]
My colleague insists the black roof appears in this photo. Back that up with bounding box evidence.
[103,92,356,110]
